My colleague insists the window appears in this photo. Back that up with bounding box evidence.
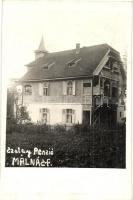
[120,112,122,118]
[112,61,119,74]
[104,80,110,96]
[40,108,49,124]
[43,62,55,69]
[43,82,49,96]
[67,81,73,95]
[112,61,118,69]
[66,109,73,123]
[112,87,118,98]
[62,109,75,124]
[63,81,75,95]
[83,82,91,94]
[67,58,81,68]
[24,85,32,95]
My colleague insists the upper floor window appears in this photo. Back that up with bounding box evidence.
[83,82,91,94]
[63,80,76,95]
[39,82,49,96]
[104,80,110,97]
[24,85,32,95]
[67,81,73,95]
[112,87,118,98]
[43,82,49,96]
[112,61,119,74]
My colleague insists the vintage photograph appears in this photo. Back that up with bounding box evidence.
[4,1,129,168]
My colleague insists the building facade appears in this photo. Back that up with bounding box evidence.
[18,38,126,126]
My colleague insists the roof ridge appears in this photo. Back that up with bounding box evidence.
[26,43,109,66]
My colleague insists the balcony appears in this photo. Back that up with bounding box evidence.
[94,95,118,106]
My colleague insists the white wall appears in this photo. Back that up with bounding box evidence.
[24,103,83,125]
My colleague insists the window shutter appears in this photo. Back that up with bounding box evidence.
[63,81,67,95]
[47,82,49,96]
[47,109,50,124]
[39,83,43,96]
[72,110,75,124]
[72,81,76,95]
[39,108,42,121]
[62,109,66,123]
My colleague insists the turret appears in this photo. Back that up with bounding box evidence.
[34,36,48,60]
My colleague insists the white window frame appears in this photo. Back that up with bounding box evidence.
[62,109,75,124]
[40,108,50,124]
[43,82,49,96]
[67,81,73,95]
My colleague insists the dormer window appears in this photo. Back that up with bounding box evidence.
[67,58,81,68]
[24,85,32,95]
[43,62,55,69]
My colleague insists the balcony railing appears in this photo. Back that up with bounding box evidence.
[22,94,92,105]
[94,95,118,106]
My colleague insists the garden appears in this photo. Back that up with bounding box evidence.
[6,123,126,168]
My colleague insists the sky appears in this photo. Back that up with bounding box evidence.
[2,0,132,80]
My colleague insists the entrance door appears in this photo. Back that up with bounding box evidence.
[83,111,90,125]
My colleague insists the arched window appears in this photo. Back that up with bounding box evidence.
[43,82,49,96]
[67,81,73,95]
[24,85,32,95]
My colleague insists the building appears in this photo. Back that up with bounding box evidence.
[18,38,126,127]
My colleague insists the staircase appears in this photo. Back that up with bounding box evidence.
[91,104,111,127]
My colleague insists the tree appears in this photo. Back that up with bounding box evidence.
[17,106,31,124]
[6,85,31,134]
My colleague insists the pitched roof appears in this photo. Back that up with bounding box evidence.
[21,43,121,81]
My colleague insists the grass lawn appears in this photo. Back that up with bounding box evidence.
[5,126,126,168]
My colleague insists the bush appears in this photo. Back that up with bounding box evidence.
[6,123,126,168]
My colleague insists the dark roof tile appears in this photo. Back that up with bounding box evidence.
[21,43,112,81]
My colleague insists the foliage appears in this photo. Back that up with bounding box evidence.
[6,88,31,134]
[16,106,31,124]
[6,124,125,168]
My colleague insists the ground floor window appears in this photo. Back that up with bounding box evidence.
[62,109,75,124]
[40,108,49,124]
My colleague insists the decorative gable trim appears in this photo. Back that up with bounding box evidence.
[93,49,110,76]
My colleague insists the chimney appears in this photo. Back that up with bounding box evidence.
[34,36,48,60]
[76,43,80,54]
